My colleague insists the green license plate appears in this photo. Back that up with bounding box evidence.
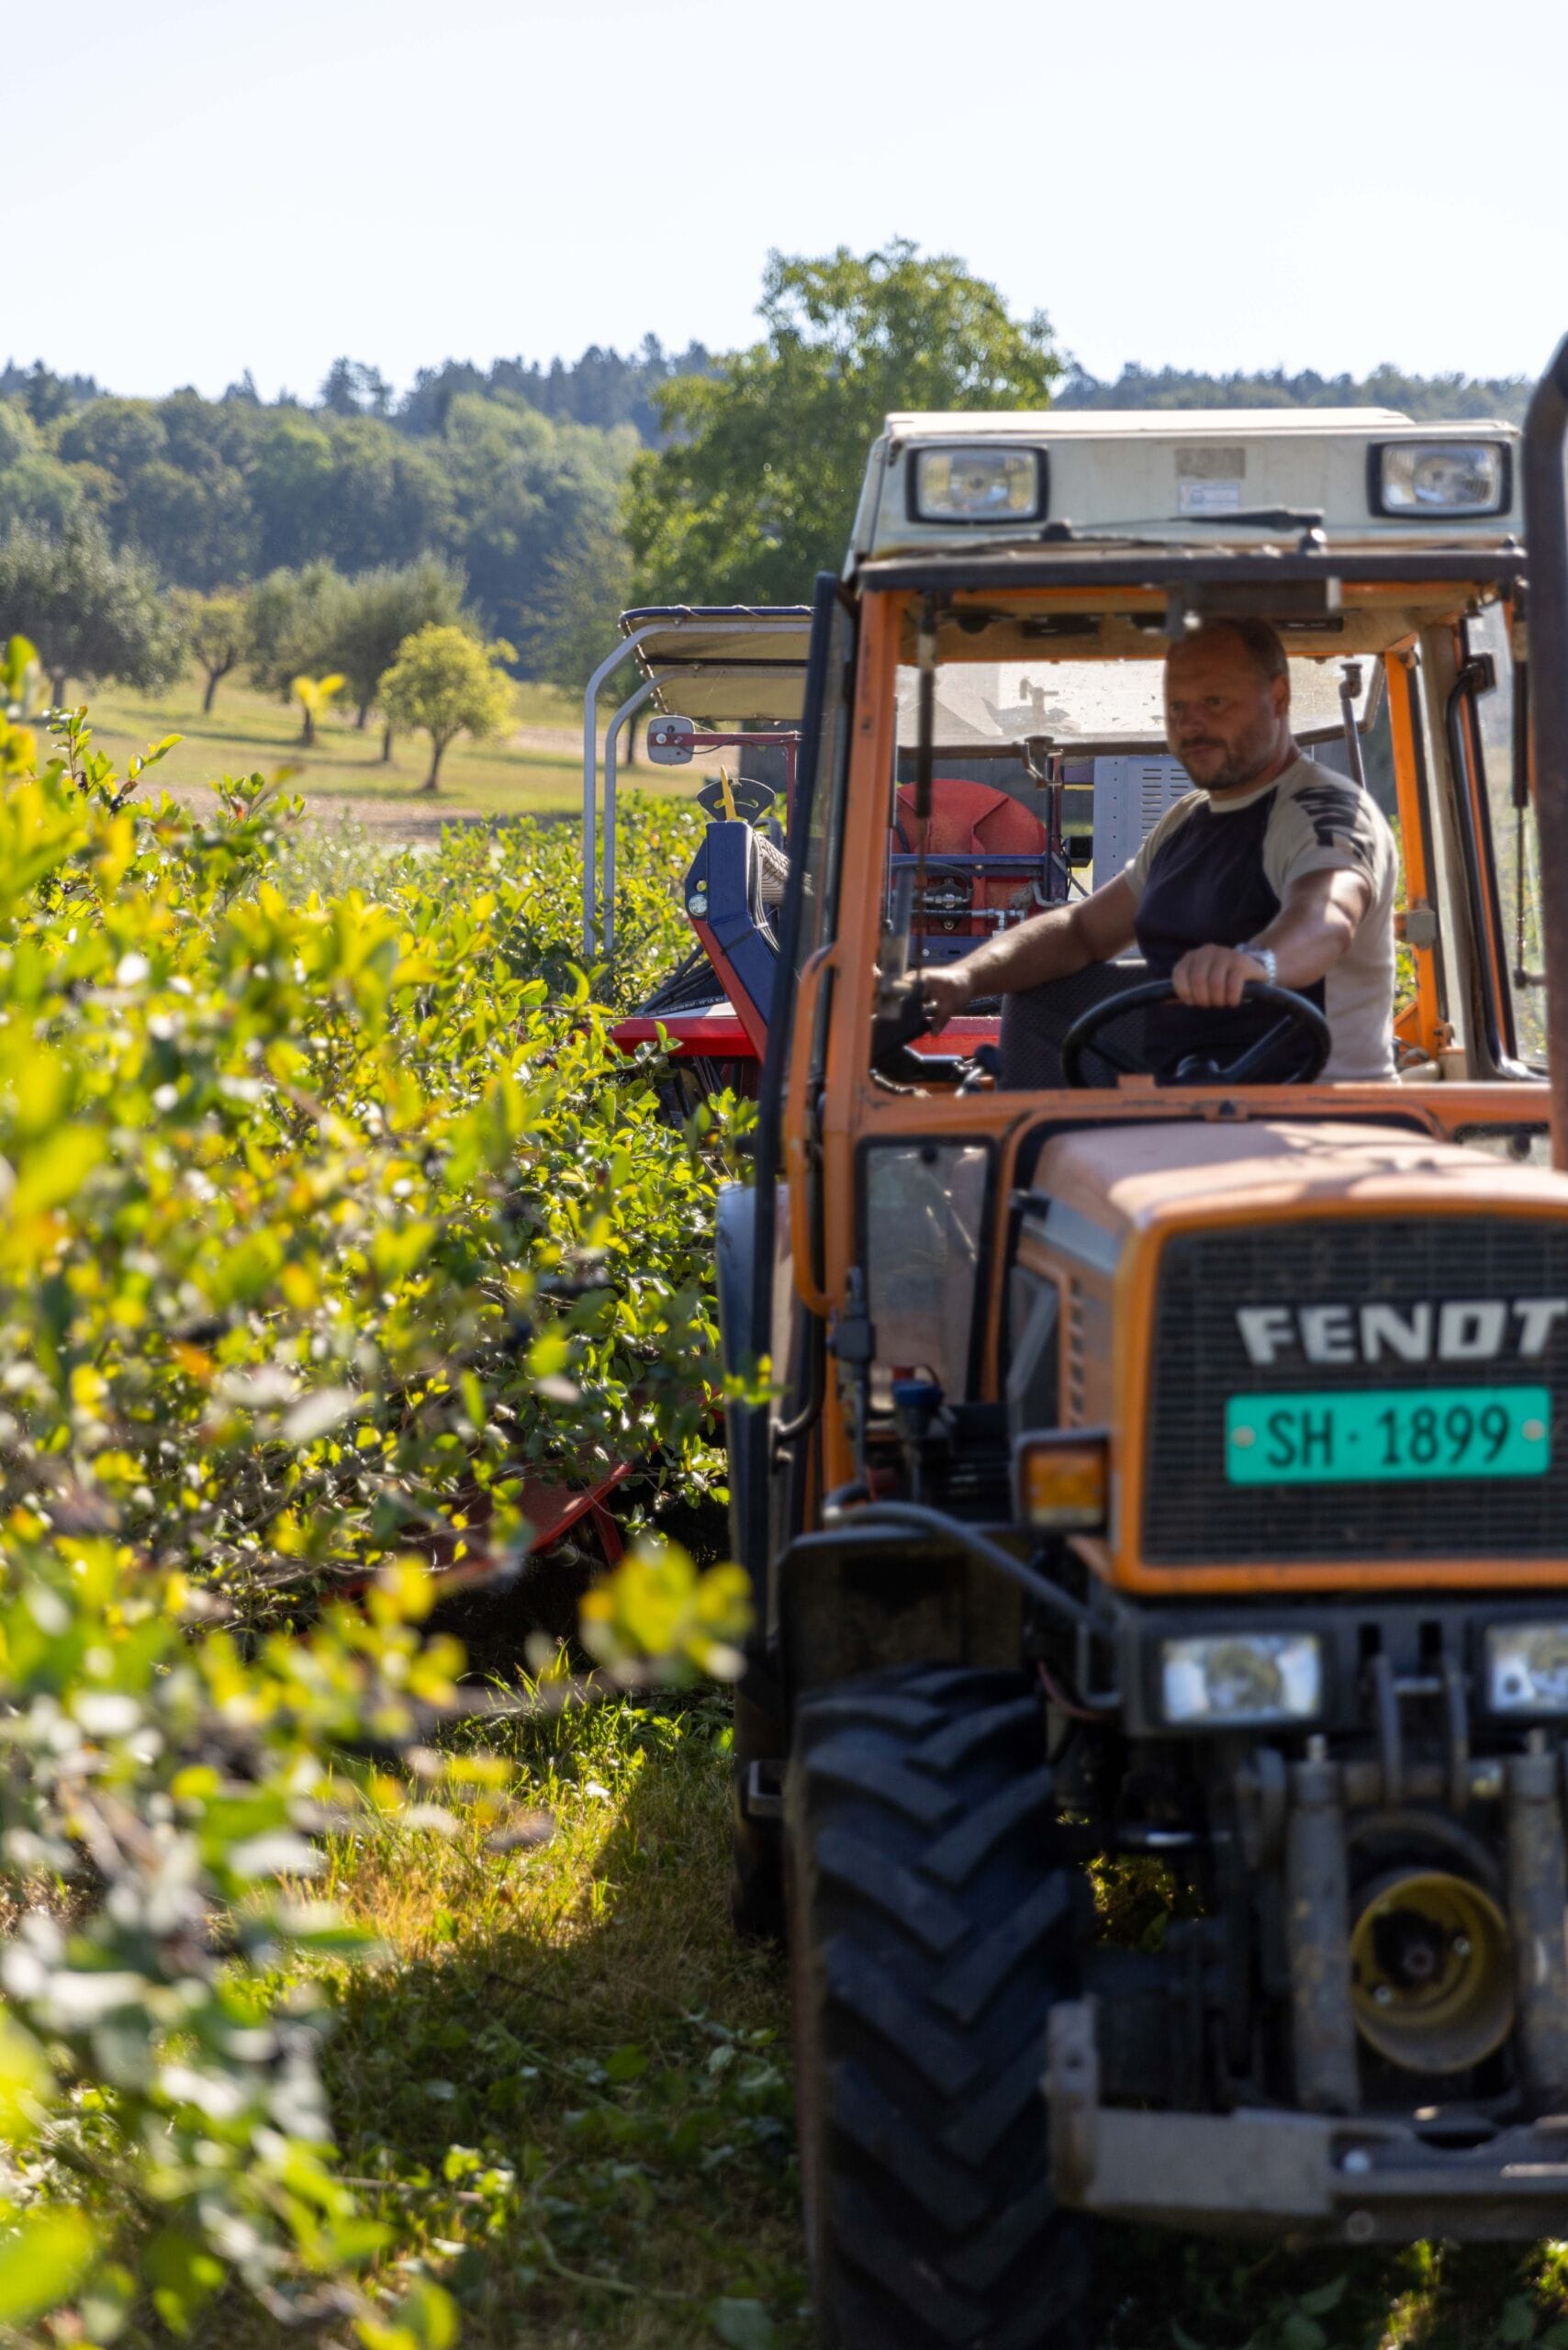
[1225,1386,1552,1485]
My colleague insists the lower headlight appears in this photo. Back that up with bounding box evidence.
[1160,1632,1323,1727]
[1485,1623,1568,1715]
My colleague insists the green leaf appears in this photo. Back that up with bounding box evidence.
[147,2228,226,2335]
[1500,2300,1539,2345]
[12,1125,106,1217]
[711,2299,775,2350]
[321,2217,392,2266]
[1296,2277,1347,2317]
[371,1221,436,1283]
[79,2261,136,2343]
[0,2011,53,2140]
[360,2277,458,2350]
[604,2044,648,2083]
[1279,2316,1327,2350]
[0,2208,98,2326]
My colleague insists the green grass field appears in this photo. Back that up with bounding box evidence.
[80,666,699,825]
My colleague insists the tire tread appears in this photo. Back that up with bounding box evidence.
[789,1663,1087,2350]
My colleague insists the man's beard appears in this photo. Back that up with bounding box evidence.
[1177,722,1280,792]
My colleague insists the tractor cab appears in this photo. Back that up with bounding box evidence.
[712,375,1568,2348]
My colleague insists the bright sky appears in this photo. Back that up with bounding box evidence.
[27,0,1567,402]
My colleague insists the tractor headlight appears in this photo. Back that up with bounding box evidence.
[910,446,1047,524]
[1159,1632,1323,1728]
[1484,1623,1568,1715]
[1372,441,1508,518]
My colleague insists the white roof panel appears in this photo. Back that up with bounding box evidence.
[883,407,1415,437]
[854,408,1521,561]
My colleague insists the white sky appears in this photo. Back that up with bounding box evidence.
[22,0,1567,402]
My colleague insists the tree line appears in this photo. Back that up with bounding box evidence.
[0,375,633,662]
[1,269,1531,701]
[1054,359,1531,421]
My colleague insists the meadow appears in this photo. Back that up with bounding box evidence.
[84,666,708,829]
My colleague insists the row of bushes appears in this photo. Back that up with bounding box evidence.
[0,698,745,2338]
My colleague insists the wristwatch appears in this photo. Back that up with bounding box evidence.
[1241,944,1278,987]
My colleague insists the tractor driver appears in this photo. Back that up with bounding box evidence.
[919,617,1397,1082]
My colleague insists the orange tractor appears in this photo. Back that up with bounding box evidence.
[690,359,1568,2344]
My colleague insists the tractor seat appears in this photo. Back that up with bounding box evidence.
[998,958,1149,1089]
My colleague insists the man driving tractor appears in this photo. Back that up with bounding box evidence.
[921,616,1398,1081]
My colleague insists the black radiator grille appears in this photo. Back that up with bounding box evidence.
[1143,1216,1568,1565]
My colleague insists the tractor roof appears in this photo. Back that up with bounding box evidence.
[879,407,1412,436]
[849,407,1521,567]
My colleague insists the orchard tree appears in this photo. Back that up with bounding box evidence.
[175,586,250,711]
[378,623,513,791]
[627,238,1061,602]
[292,668,344,747]
[330,555,469,747]
[0,515,185,704]
[247,561,349,698]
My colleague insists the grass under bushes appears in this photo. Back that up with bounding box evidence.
[174,1656,1568,2350]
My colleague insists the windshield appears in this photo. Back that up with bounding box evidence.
[1464,602,1547,1069]
[895,654,1380,750]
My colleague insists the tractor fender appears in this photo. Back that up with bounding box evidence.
[778,1524,1024,1707]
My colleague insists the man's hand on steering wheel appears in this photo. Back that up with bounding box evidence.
[1059,975,1330,1088]
[1171,941,1268,1009]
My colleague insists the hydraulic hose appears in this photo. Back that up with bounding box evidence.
[823,1498,1101,1637]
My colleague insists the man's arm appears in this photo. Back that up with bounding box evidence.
[920,875,1138,1033]
[1172,867,1372,1007]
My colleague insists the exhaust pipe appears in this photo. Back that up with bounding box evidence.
[1506,1736,1568,2103]
[1522,334,1568,1170]
[1287,1740,1359,2111]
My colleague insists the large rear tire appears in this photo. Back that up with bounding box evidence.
[787,1662,1089,2350]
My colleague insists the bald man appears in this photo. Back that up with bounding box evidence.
[920,617,1397,1082]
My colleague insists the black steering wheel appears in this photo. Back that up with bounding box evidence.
[1060,977,1331,1090]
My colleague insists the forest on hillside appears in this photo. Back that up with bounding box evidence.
[0,334,1529,691]
[1054,359,1530,420]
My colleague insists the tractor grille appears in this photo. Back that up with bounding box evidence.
[1143,1216,1568,1566]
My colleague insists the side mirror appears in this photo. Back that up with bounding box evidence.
[646,715,696,765]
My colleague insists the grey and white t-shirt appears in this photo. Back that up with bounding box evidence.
[1124,756,1397,1081]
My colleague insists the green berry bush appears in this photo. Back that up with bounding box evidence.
[0,681,747,2342]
